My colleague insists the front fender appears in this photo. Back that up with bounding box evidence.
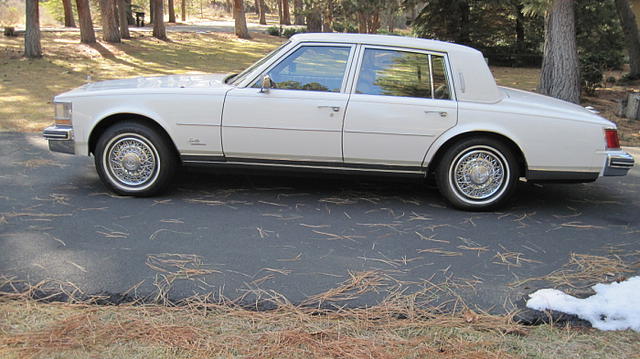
[73,92,225,157]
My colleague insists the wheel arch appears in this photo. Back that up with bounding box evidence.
[426,131,528,177]
[88,113,179,157]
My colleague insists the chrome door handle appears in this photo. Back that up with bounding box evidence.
[318,105,341,112]
[425,110,448,118]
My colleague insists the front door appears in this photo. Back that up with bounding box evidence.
[343,47,458,167]
[221,44,355,163]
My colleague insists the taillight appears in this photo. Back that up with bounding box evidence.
[604,129,620,149]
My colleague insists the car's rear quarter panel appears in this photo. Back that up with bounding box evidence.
[431,101,607,175]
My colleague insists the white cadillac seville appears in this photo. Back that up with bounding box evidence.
[43,33,634,210]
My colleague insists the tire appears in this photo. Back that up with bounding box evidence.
[94,121,177,196]
[435,137,518,211]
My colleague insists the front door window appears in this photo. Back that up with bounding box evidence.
[254,46,352,93]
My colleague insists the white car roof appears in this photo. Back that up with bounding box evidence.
[290,33,504,104]
[291,33,475,54]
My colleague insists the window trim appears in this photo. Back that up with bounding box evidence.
[349,45,456,101]
[246,42,357,94]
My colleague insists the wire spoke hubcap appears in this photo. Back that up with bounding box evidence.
[451,149,506,201]
[106,136,158,187]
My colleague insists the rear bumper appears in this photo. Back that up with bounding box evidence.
[43,125,75,155]
[603,151,634,176]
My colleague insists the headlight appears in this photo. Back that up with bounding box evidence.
[54,102,72,126]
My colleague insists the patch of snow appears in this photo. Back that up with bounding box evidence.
[526,276,640,332]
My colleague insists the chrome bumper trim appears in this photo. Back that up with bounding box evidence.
[603,152,634,176]
[43,125,75,155]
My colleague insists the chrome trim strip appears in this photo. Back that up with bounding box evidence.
[181,156,426,175]
[603,151,634,176]
[607,152,634,168]
[224,125,341,133]
[527,167,599,173]
[176,122,220,127]
[43,132,70,139]
[344,129,436,137]
[526,170,599,183]
[43,125,74,141]
[43,125,75,154]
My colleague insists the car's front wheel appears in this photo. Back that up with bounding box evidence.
[435,137,518,211]
[94,121,176,196]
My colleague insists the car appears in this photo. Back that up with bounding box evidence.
[43,33,634,211]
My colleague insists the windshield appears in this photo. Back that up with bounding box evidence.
[229,41,291,86]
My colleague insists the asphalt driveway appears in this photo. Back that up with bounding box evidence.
[1,132,639,312]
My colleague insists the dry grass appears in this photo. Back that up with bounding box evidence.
[512,251,640,290]
[1,293,639,359]
[1,248,640,359]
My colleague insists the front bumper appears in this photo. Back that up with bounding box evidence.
[43,125,75,154]
[603,151,635,176]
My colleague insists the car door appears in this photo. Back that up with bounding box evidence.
[342,46,458,167]
[221,43,355,163]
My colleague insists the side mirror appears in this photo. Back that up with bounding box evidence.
[260,75,273,93]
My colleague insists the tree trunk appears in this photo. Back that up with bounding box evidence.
[254,0,259,14]
[76,0,96,43]
[62,0,76,27]
[119,0,131,38]
[181,0,186,21]
[24,0,42,58]
[150,0,154,23]
[234,0,250,39]
[322,0,332,32]
[306,6,322,32]
[614,0,640,78]
[367,10,379,33]
[293,0,304,25]
[100,0,121,42]
[277,0,283,24]
[538,0,580,104]
[226,0,232,14]
[153,0,168,39]
[515,3,525,53]
[258,0,266,24]
[126,0,135,25]
[113,0,120,29]
[282,0,291,25]
[168,0,176,22]
[357,13,367,33]
[456,0,470,44]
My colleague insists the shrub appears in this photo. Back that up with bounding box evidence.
[282,27,306,38]
[580,54,604,96]
[266,26,281,37]
[376,29,401,36]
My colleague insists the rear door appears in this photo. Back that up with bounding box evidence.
[342,46,458,167]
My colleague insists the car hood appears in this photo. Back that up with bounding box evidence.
[57,73,231,98]
[499,86,613,126]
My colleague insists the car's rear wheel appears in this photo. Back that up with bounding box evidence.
[94,121,176,196]
[435,137,518,211]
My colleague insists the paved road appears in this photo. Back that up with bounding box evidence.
[1,132,639,312]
